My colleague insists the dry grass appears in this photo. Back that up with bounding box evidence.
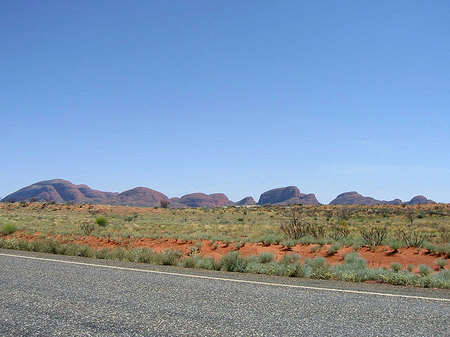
[0,202,449,245]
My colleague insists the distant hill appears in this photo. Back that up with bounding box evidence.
[1,179,438,207]
[105,187,170,207]
[1,179,118,204]
[408,195,435,205]
[329,191,434,206]
[170,193,235,208]
[236,196,256,206]
[257,186,320,205]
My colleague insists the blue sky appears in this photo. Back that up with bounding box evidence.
[1,1,449,203]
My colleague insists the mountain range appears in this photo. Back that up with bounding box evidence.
[1,179,436,207]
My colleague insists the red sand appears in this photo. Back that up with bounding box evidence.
[6,231,449,272]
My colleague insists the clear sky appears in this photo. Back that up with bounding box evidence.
[1,1,449,203]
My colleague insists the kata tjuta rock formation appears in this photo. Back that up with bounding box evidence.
[329,191,434,206]
[2,179,437,207]
[236,196,256,206]
[169,193,235,208]
[257,186,320,205]
[1,179,119,204]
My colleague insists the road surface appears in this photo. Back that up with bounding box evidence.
[0,249,449,336]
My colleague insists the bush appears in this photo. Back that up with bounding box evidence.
[435,259,448,270]
[219,252,248,272]
[160,200,170,208]
[391,262,402,272]
[329,225,350,241]
[418,264,432,276]
[80,222,95,236]
[429,270,450,288]
[438,227,450,243]
[259,252,274,264]
[95,216,108,227]
[397,229,429,248]
[281,208,326,239]
[327,242,342,255]
[305,257,332,279]
[331,253,378,282]
[95,247,109,259]
[258,234,281,245]
[360,227,387,246]
[0,223,17,235]
[380,271,418,286]
[159,249,183,266]
[388,239,402,253]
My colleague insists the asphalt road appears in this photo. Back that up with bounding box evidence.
[0,249,449,336]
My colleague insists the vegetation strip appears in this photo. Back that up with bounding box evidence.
[1,252,449,302]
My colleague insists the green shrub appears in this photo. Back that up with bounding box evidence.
[280,239,297,248]
[331,253,379,282]
[391,262,402,272]
[95,216,108,227]
[438,228,450,243]
[95,247,110,259]
[194,256,216,270]
[428,270,450,288]
[298,235,316,244]
[105,248,127,260]
[388,239,402,253]
[158,249,183,266]
[1,223,17,235]
[418,264,432,276]
[380,271,418,286]
[280,254,300,265]
[310,245,321,253]
[435,258,448,270]
[233,241,244,249]
[423,242,437,253]
[327,242,342,255]
[259,234,281,245]
[220,252,248,272]
[305,257,332,279]
[180,255,201,268]
[259,252,274,264]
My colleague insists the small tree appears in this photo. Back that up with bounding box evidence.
[160,200,170,208]
[281,207,306,239]
[406,209,416,224]
[360,227,387,246]
[80,222,95,236]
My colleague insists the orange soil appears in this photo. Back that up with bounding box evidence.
[7,232,449,273]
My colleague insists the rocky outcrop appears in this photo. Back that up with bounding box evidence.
[2,179,437,207]
[1,179,118,203]
[329,192,435,206]
[236,196,256,206]
[170,192,234,208]
[408,195,435,205]
[170,193,214,208]
[106,187,170,207]
[210,193,235,207]
[257,186,320,205]
[329,192,383,206]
